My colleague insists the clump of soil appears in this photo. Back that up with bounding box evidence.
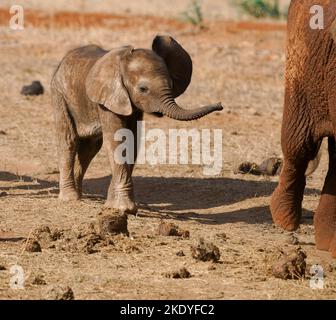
[216,233,228,241]
[98,210,129,236]
[176,250,185,257]
[31,225,63,248]
[25,239,42,253]
[32,225,52,246]
[191,238,220,262]
[287,233,299,245]
[30,220,117,255]
[235,158,282,176]
[272,248,307,280]
[47,285,74,300]
[208,264,216,271]
[164,268,191,279]
[32,274,47,285]
[158,221,190,238]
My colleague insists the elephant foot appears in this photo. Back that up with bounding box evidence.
[105,194,137,215]
[314,198,336,253]
[59,189,80,202]
[328,234,336,258]
[270,187,301,231]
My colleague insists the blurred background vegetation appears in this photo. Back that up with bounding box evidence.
[236,0,288,19]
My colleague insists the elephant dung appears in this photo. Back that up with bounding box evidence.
[32,274,47,286]
[163,267,191,279]
[235,158,283,176]
[272,248,307,280]
[98,211,129,236]
[158,221,190,238]
[21,80,44,96]
[258,157,282,176]
[47,285,75,300]
[25,239,42,253]
[235,162,261,175]
[191,238,220,262]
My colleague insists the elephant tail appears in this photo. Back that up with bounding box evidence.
[305,145,323,177]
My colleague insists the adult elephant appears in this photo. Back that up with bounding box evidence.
[270,0,336,257]
[51,35,222,214]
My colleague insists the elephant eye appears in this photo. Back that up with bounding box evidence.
[139,85,149,94]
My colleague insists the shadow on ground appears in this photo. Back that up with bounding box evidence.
[85,175,319,226]
[0,171,318,226]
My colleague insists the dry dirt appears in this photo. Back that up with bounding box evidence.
[0,1,335,300]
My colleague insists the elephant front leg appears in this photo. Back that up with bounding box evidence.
[99,107,137,214]
[314,137,336,257]
[105,161,137,214]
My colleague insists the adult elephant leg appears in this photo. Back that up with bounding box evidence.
[99,106,137,214]
[270,159,308,231]
[270,94,318,231]
[315,139,336,256]
[52,89,79,201]
[74,137,103,197]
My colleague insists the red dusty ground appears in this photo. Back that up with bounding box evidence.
[0,8,286,32]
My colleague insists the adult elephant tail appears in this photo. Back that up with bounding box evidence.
[305,141,323,176]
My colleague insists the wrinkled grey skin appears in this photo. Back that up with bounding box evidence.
[51,35,223,213]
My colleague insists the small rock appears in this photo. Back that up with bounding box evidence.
[164,268,191,279]
[191,238,220,262]
[25,239,42,253]
[0,265,6,271]
[32,275,47,285]
[47,285,74,300]
[176,250,185,257]
[272,248,307,280]
[0,130,6,135]
[21,81,44,96]
[0,191,7,197]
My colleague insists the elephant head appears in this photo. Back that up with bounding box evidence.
[85,35,223,120]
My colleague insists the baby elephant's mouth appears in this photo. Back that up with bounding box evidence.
[151,112,164,118]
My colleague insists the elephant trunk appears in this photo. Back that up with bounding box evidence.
[157,99,223,121]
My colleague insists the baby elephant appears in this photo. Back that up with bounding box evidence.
[51,35,223,213]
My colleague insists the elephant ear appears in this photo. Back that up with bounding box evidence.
[86,46,133,116]
[152,35,192,98]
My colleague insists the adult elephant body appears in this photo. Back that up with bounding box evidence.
[51,35,222,213]
[270,0,336,256]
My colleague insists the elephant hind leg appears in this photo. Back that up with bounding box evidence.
[74,137,103,197]
[314,137,336,256]
[52,89,79,201]
[270,121,321,231]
